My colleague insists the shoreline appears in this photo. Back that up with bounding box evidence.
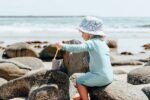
[0,37,149,54]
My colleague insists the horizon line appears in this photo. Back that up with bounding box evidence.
[0,15,150,18]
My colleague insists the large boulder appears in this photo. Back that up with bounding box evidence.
[128,66,150,85]
[0,69,69,100]
[142,86,150,100]
[0,78,7,86]
[3,42,39,58]
[10,57,44,70]
[106,39,117,48]
[88,81,148,100]
[0,60,31,80]
[62,40,89,76]
[63,52,89,76]
[28,84,63,100]
[39,44,64,60]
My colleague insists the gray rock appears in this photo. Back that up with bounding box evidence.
[63,52,89,76]
[144,61,150,66]
[120,52,133,55]
[0,78,7,86]
[113,70,127,75]
[0,69,69,100]
[106,40,117,48]
[62,40,89,76]
[111,60,143,66]
[89,81,148,100]
[62,39,82,44]
[128,67,150,85]
[142,43,150,50]
[9,97,27,100]
[139,57,150,63]
[11,57,44,70]
[0,60,31,80]
[4,42,39,58]
[142,86,150,100]
[28,84,68,100]
[39,44,63,60]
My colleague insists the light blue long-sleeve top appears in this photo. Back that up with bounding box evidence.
[62,38,113,87]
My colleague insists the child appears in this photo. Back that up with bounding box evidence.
[55,16,113,100]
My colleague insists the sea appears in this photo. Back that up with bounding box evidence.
[0,16,150,53]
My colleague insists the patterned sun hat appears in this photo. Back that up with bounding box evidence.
[78,16,105,36]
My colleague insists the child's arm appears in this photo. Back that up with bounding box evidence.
[56,40,93,53]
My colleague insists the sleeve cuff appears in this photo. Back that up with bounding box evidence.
[62,44,67,50]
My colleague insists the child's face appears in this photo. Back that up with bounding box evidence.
[80,31,91,41]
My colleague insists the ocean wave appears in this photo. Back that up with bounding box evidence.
[104,27,150,33]
[137,25,150,28]
[0,25,150,34]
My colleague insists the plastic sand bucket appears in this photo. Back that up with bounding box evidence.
[52,49,61,70]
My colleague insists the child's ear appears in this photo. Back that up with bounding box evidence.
[89,34,93,39]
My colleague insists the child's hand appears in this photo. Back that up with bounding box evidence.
[55,42,63,50]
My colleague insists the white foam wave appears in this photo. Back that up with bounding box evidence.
[104,27,150,33]
[0,25,78,33]
[0,25,150,34]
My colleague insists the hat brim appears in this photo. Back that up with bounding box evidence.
[78,27,106,36]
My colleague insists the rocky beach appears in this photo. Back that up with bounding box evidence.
[0,39,149,100]
[0,16,150,100]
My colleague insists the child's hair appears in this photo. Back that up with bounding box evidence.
[91,35,105,41]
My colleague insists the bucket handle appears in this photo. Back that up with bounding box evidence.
[53,48,59,60]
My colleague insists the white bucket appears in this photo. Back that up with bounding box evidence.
[52,59,62,70]
[51,49,61,70]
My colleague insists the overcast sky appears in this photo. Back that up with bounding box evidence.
[0,0,150,17]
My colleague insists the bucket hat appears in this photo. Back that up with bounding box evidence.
[78,16,105,36]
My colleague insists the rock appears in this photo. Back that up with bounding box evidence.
[139,51,145,53]
[62,40,89,76]
[142,86,150,100]
[113,70,127,75]
[9,97,27,100]
[62,39,82,44]
[113,74,127,82]
[139,57,150,63]
[39,44,64,60]
[69,75,78,99]
[0,60,31,80]
[144,61,150,66]
[0,78,7,86]
[111,60,143,66]
[63,52,89,76]
[88,81,148,100]
[3,42,39,58]
[28,84,65,100]
[26,41,48,44]
[128,67,150,85]
[69,73,84,87]
[0,46,5,50]
[107,40,117,48]
[43,45,48,48]
[142,43,150,50]
[0,69,69,100]
[10,57,44,70]
[120,52,133,55]
[34,45,42,48]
